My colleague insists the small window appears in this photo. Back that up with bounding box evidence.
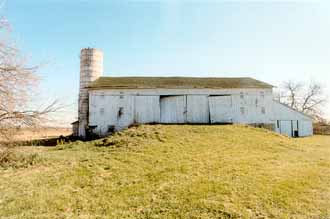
[261,107,266,114]
[277,120,280,129]
[240,92,244,99]
[240,107,245,115]
[100,108,105,115]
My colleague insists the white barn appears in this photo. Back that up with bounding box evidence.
[75,48,313,138]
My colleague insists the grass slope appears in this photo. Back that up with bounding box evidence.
[0,125,329,219]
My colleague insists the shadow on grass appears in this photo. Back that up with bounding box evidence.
[4,135,80,147]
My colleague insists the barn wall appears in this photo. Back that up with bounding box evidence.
[271,101,313,137]
[88,88,312,137]
[90,88,274,126]
[89,88,276,136]
[90,94,161,135]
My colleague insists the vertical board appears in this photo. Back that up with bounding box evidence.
[134,96,160,123]
[208,96,233,123]
[186,95,209,123]
[279,120,292,137]
[160,96,186,123]
[104,95,120,126]
[117,96,135,129]
[299,120,313,137]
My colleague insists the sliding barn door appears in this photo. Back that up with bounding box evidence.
[134,96,160,124]
[186,95,209,123]
[208,96,232,124]
[160,96,186,123]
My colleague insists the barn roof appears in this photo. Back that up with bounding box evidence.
[88,77,274,89]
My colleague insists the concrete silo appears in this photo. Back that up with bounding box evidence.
[78,48,103,137]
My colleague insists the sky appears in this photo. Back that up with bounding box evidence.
[2,0,330,126]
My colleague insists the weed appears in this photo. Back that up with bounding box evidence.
[0,148,42,169]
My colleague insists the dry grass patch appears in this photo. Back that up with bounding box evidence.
[0,148,42,169]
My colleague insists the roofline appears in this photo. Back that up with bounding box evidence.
[88,76,274,89]
[94,76,273,84]
[273,100,314,120]
[88,86,274,90]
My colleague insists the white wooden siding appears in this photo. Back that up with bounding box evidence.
[279,120,293,137]
[160,96,186,123]
[88,88,313,137]
[299,120,313,137]
[117,95,135,129]
[134,96,160,123]
[186,95,209,123]
[208,96,233,123]
[271,101,313,137]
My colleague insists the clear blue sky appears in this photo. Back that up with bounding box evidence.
[2,0,330,125]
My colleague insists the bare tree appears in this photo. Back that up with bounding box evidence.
[277,80,328,121]
[282,81,304,109]
[0,18,60,143]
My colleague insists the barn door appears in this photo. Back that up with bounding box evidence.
[208,95,232,124]
[134,96,160,124]
[279,120,299,137]
[186,95,209,123]
[160,96,186,123]
[292,120,299,137]
[279,120,292,137]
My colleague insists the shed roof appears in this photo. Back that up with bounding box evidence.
[88,77,273,89]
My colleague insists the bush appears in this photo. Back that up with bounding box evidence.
[0,148,41,169]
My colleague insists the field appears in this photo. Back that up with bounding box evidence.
[0,127,71,143]
[0,125,329,219]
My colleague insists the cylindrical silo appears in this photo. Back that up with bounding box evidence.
[78,48,103,137]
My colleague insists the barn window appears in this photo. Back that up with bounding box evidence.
[240,107,245,115]
[261,107,266,114]
[118,107,124,117]
[240,92,244,99]
[100,108,105,115]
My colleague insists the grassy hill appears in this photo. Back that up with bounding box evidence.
[0,125,329,219]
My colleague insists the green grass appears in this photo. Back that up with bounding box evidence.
[0,125,329,219]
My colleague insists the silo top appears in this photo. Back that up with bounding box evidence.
[80,48,103,56]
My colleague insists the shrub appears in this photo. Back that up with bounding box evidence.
[0,148,41,169]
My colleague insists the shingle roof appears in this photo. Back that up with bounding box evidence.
[88,77,273,89]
